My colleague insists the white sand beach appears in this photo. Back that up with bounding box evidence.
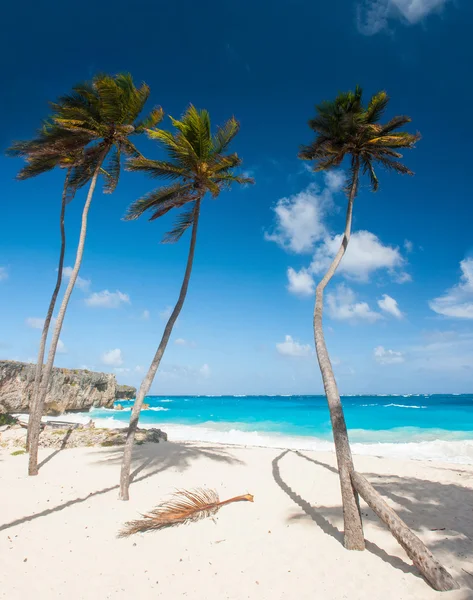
[1,441,472,600]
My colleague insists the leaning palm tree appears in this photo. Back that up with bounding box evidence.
[7,125,92,449]
[119,105,254,500]
[299,87,420,550]
[27,73,163,476]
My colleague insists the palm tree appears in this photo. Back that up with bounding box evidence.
[119,105,254,500]
[27,73,163,476]
[299,87,420,550]
[7,126,91,449]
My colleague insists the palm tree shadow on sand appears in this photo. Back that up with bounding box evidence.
[272,450,421,579]
[274,450,473,590]
[0,441,243,533]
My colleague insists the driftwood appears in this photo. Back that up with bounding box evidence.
[19,419,81,430]
[351,471,458,592]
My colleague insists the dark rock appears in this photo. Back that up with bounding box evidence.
[116,384,136,400]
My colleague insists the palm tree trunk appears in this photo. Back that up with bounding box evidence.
[351,472,458,590]
[26,169,70,451]
[313,157,365,550]
[119,199,201,500]
[28,152,106,476]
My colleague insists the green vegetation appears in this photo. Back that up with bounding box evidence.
[0,414,18,426]
[11,449,26,456]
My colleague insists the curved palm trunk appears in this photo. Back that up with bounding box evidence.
[27,169,70,451]
[119,200,201,501]
[313,158,365,550]
[28,153,106,476]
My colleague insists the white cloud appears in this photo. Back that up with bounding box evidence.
[287,267,315,296]
[0,267,8,281]
[378,294,403,319]
[264,184,331,253]
[157,363,211,381]
[142,310,150,320]
[276,335,312,358]
[327,284,382,323]
[57,339,67,354]
[160,306,173,320]
[26,317,47,330]
[101,348,123,367]
[404,239,413,253]
[311,231,407,283]
[266,180,410,289]
[85,290,130,308]
[408,330,473,373]
[134,365,144,373]
[374,346,405,365]
[200,364,211,378]
[357,0,450,35]
[175,338,196,348]
[324,170,346,192]
[62,266,91,292]
[429,258,473,319]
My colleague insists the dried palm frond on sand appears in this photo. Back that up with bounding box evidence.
[119,488,254,537]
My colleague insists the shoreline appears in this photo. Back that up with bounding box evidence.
[14,411,473,465]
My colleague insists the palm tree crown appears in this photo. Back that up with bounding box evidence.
[125,105,254,241]
[51,73,163,191]
[7,73,163,192]
[299,86,420,190]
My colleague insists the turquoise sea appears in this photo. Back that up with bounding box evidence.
[71,394,473,464]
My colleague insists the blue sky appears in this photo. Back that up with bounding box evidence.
[1,0,472,394]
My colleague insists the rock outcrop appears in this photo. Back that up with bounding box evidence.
[0,420,167,450]
[0,361,121,415]
[116,384,136,400]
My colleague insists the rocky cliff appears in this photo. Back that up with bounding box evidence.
[116,384,137,400]
[0,361,132,415]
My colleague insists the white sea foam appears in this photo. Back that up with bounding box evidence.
[384,404,428,409]
[147,407,169,412]
[159,399,173,403]
[14,412,473,465]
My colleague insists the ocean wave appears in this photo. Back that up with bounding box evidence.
[360,403,379,407]
[146,407,169,412]
[159,399,173,403]
[13,412,473,465]
[384,404,427,409]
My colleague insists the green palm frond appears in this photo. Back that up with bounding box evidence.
[163,202,197,243]
[124,182,194,221]
[300,86,419,192]
[103,147,121,194]
[124,105,253,238]
[16,156,57,180]
[212,117,240,154]
[127,156,186,180]
[135,107,164,133]
[364,91,389,123]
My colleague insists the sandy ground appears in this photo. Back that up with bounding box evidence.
[1,440,472,600]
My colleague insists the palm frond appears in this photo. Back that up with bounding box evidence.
[163,202,198,243]
[126,156,186,180]
[16,156,58,180]
[380,115,412,134]
[361,157,379,192]
[212,117,240,154]
[118,489,254,537]
[365,91,389,123]
[135,106,164,133]
[124,182,193,221]
[103,147,120,194]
